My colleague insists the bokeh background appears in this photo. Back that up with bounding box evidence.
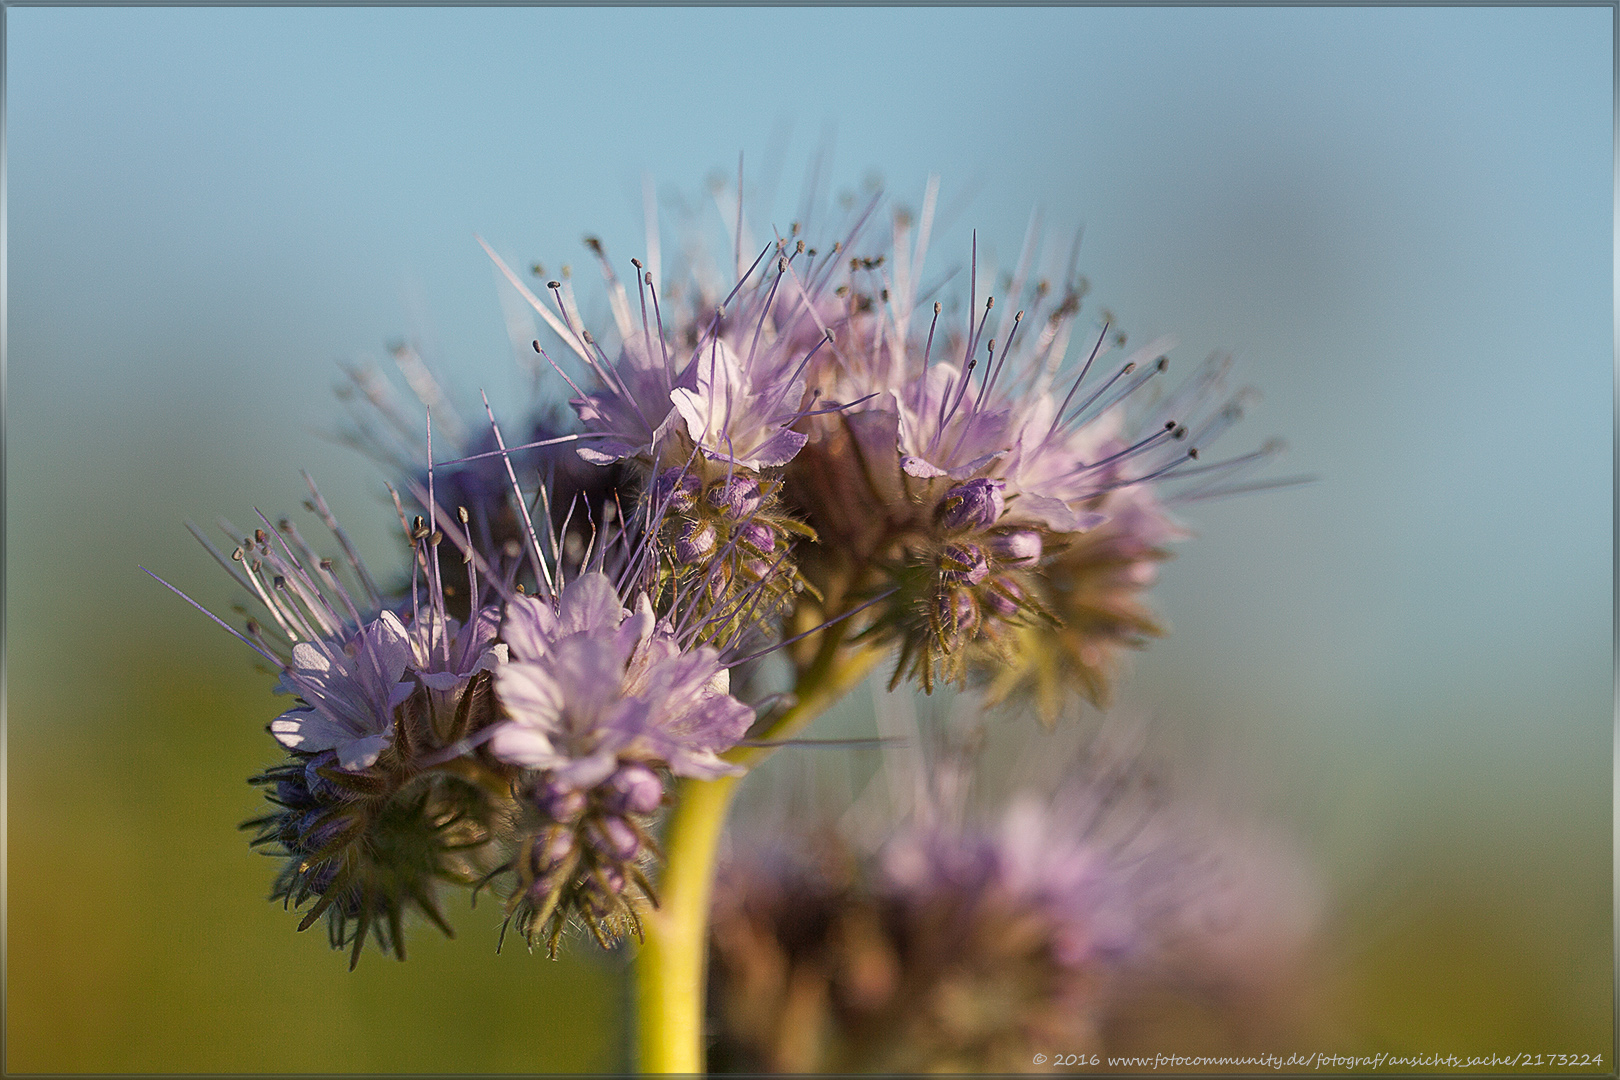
[7,6,1611,1072]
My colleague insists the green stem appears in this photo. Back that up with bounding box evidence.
[634,627,884,1073]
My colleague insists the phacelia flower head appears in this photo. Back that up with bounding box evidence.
[487,565,756,952]
[149,476,518,968]
[708,699,1322,1072]
[771,183,1293,701]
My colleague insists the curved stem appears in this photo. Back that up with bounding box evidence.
[634,627,885,1072]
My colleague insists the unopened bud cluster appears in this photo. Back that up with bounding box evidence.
[650,465,816,646]
[502,764,665,955]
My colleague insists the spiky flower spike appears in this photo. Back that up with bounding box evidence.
[779,188,1293,703]
[148,475,513,968]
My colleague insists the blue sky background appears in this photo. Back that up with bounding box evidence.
[7,6,1612,1070]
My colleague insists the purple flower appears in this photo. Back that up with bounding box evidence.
[269,612,415,772]
[484,234,822,475]
[491,572,753,786]
[404,605,508,694]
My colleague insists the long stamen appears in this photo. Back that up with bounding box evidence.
[426,409,450,667]
[1047,321,1111,441]
[482,391,555,598]
[646,273,674,386]
[303,473,384,608]
[144,567,282,666]
[1069,356,1169,431]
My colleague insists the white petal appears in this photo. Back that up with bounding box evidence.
[495,663,566,730]
[558,573,625,637]
[502,594,559,663]
[901,454,947,479]
[288,641,334,677]
[270,708,347,752]
[736,427,808,468]
[335,733,391,771]
[670,387,711,445]
[488,721,562,768]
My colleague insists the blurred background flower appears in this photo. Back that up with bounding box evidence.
[709,703,1327,1072]
[8,6,1609,1072]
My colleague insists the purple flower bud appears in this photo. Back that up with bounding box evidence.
[275,776,319,812]
[531,826,574,874]
[674,520,717,564]
[737,521,776,554]
[537,784,588,823]
[938,477,1006,531]
[653,467,701,513]
[698,563,728,602]
[303,752,344,802]
[598,866,627,895]
[705,475,766,518]
[303,859,341,897]
[604,763,664,815]
[297,810,351,856]
[590,815,642,861]
[939,543,990,586]
[991,529,1043,566]
[983,577,1024,618]
[936,589,980,636]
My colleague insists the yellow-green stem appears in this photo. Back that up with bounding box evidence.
[634,631,883,1073]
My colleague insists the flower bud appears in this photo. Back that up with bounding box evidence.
[537,784,588,823]
[737,521,776,554]
[598,866,628,896]
[939,543,990,586]
[706,560,732,600]
[936,589,980,636]
[705,475,766,519]
[603,763,664,815]
[983,577,1024,618]
[674,520,717,564]
[653,467,702,513]
[937,478,1006,531]
[590,815,642,862]
[531,826,574,875]
[991,529,1043,566]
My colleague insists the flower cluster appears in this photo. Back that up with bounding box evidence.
[491,180,1288,719]
[153,444,765,963]
[152,167,1303,1007]
[707,712,1321,1072]
[490,573,750,952]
